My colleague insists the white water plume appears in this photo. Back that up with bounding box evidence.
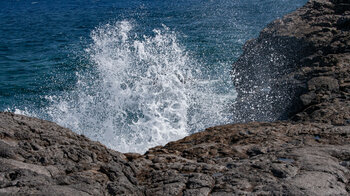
[16,21,236,153]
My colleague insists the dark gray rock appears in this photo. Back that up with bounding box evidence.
[0,112,143,195]
[232,0,350,124]
[1,0,350,195]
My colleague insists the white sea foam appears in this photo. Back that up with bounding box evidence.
[16,21,236,153]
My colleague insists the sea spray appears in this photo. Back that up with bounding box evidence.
[15,21,236,153]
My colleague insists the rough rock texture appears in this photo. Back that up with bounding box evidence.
[232,0,350,123]
[1,113,350,195]
[144,122,350,195]
[0,113,143,195]
[1,0,350,195]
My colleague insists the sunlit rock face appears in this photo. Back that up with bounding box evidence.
[1,0,350,195]
[1,112,350,195]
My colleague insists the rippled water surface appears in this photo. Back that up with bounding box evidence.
[0,0,307,152]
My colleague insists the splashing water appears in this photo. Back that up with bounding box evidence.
[15,21,236,153]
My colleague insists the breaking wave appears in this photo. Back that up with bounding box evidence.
[15,21,236,153]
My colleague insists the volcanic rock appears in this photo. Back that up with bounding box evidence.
[1,113,350,195]
[1,0,350,195]
[0,113,143,195]
[232,0,350,124]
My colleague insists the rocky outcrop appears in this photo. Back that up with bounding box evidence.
[144,122,350,195]
[232,0,350,123]
[1,0,350,195]
[0,112,143,195]
[1,112,350,195]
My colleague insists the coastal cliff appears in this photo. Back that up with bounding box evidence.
[233,0,350,123]
[1,0,350,195]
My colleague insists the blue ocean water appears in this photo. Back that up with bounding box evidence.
[0,0,307,152]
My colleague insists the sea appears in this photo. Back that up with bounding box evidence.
[0,0,307,153]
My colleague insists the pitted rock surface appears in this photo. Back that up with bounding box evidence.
[1,113,350,195]
[1,0,350,195]
[0,113,143,195]
[232,0,350,123]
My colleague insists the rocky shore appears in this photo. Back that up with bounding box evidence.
[1,0,350,195]
[232,0,350,124]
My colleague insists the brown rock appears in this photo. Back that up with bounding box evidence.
[232,0,350,124]
[1,0,350,195]
[0,112,143,195]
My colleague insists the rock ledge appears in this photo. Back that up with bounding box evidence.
[1,0,350,195]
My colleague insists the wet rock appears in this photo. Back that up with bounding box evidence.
[232,0,350,124]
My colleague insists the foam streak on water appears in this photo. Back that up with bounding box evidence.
[16,21,236,153]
